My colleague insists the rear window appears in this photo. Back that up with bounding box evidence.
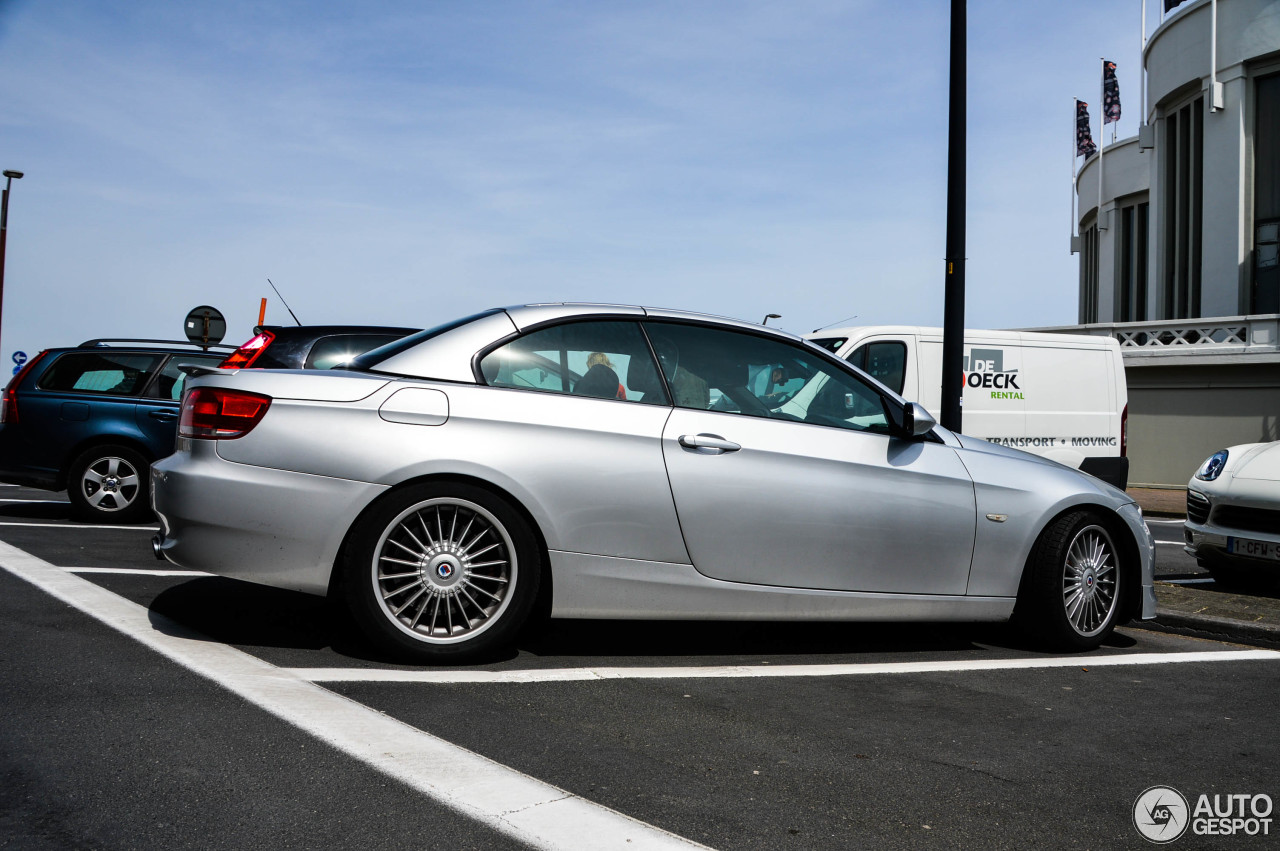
[305,334,412,369]
[810,337,847,354]
[37,352,166,396]
[347,309,503,371]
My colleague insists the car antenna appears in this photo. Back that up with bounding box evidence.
[267,278,303,326]
[812,315,858,333]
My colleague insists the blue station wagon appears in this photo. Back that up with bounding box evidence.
[0,339,229,522]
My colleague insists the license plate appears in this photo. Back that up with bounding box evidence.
[1227,537,1280,562]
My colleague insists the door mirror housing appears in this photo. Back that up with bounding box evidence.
[902,402,937,439]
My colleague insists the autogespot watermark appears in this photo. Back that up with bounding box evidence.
[1133,786,1274,843]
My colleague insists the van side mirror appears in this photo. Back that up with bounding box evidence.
[903,402,936,438]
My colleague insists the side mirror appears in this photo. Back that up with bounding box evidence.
[903,402,936,438]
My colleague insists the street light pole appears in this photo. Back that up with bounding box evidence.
[940,1,966,433]
[0,169,25,359]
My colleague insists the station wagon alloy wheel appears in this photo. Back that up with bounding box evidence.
[68,444,151,523]
[344,482,541,662]
[373,498,515,642]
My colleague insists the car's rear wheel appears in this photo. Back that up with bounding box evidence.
[67,444,151,524]
[1016,510,1123,651]
[344,482,541,663]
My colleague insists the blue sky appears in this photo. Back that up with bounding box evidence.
[0,1,1159,362]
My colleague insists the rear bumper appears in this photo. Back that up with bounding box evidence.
[1079,456,1129,491]
[0,430,60,490]
[151,444,388,595]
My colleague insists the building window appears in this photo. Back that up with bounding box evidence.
[1161,95,1204,319]
[1079,222,1099,323]
[1117,201,1149,322]
[1255,73,1280,314]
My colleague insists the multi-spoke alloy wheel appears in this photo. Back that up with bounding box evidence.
[1061,524,1118,638]
[373,498,515,643]
[1016,510,1125,651]
[68,444,151,523]
[345,483,541,662]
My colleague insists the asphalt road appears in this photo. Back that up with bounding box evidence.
[1,485,1276,850]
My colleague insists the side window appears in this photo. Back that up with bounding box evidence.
[644,322,890,434]
[479,320,669,405]
[305,334,408,369]
[848,341,907,395]
[148,355,226,401]
[37,352,165,397]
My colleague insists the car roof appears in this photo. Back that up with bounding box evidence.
[67,339,234,353]
[503,303,805,342]
[362,303,812,383]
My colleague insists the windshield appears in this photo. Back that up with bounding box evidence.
[809,337,847,354]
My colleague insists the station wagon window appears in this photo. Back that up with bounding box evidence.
[847,341,907,394]
[479,321,669,405]
[643,322,890,434]
[37,352,166,396]
[147,354,226,401]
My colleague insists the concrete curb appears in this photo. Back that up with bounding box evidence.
[1135,611,1280,648]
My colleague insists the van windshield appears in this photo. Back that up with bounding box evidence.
[809,337,846,354]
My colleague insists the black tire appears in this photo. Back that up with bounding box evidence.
[343,482,541,663]
[1015,510,1124,651]
[67,444,152,524]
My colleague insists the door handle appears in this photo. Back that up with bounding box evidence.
[148,410,179,422]
[678,433,741,453]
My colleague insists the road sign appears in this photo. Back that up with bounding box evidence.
[184,305,226,347]
[11,365,19,376]
[12,351,26,366]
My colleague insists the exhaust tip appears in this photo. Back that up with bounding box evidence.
[151,534,165,561]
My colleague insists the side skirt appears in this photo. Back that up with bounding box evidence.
[548,551,1015,622]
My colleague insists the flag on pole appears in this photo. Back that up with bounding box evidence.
[1103,60,1121,124]
[1076,100,1097,157]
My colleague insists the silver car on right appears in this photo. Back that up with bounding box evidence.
[1185,440,1280,584]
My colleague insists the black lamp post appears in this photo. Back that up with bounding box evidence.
[0,169,24,358]
[939,1,966,433]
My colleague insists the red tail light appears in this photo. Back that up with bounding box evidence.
[180,387,272,439]
[219,330,276,369]
[1,350,49,424]
[1120,404,1128,458]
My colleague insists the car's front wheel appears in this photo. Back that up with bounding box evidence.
[343,482,541,663]
[1015,510,1124,651]
[67,444,152,524]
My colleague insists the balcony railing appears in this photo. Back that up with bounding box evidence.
[1026,314,1280,357]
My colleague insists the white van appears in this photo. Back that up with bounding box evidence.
[804,326,1130,490]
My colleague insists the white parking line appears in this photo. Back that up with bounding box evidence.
[0,522,158,531]
[0,540,707,851]
[68,567,210,577]
[288,649,1280,684]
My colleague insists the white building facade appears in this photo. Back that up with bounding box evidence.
[1051,0,1280,487]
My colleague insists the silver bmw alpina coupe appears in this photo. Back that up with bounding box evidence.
[152,304,1155,662]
